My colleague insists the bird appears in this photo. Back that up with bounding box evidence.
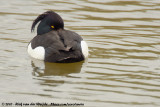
[27,10,88,63]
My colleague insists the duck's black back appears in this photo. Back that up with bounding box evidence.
[30,29,84,63]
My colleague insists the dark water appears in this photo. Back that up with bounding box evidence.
[0,0,160,107]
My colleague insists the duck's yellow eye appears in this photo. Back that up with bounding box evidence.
[51,26,54,28]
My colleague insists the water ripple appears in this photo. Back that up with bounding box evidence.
[0,0,160,106]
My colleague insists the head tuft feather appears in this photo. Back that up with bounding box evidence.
[31,11,55,32]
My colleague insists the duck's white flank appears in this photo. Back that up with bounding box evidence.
[81,41,88,58]
[27,43,45,60]
[28,41,88,60]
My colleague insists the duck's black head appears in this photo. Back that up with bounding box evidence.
[31,10,64,35]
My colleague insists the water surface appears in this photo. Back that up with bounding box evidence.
[0,0,160,107]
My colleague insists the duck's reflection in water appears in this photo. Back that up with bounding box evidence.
[31,59,84,76]
[31,58,86,87]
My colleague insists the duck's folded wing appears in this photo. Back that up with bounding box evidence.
[53,30,84,62]
[58,29,83,51]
